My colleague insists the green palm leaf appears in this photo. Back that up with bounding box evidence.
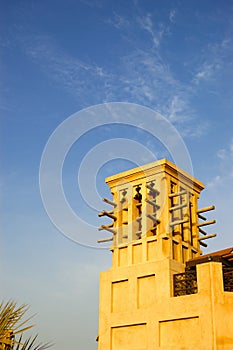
[0,300,52,350]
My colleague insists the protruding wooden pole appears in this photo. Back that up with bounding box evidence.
[198,234,217,241]
[97,237,113,243]
[200,241,208,247]
[98,225,116,235]
[102,197,117,207]
[98,210,117,220]
[197,205,215,214]
[197,220,216,227]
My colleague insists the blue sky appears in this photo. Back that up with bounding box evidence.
[1,1,233,349]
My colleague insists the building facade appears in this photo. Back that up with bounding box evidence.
[97,159,233,349]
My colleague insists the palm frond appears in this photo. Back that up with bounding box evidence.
[0,300,53,350]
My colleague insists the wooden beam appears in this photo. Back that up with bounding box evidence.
[98,210,117,220]
[102,197,117,207]
[98,225,116,235]
[199,227,207,235]
[198,213,206,221]
[169,203,188,211]
[197,205,215,214]
[146,184,159,194]
[170,218,189,226]
[197,220,216,228]
[200,241,208,248]
[145,198,160,208]
[169,190,186,198]
[222,253,233,259]
[198,234,217,241]
[97,237,113,243]
[147,214,160,223]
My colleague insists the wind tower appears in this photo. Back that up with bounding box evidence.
[97,159,233,350]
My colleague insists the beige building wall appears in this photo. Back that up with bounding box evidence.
[98,241,233,349]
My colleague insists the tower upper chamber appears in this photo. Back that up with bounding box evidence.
[98,158,216,264]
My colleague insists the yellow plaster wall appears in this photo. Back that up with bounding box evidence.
[159,316,200,347]
[111,324,147,350]
[98,255,233,349]
[137,274,156,309]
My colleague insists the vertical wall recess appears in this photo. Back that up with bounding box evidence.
[137,274,156,309]
[111,279,129,313]
[111,324,147,350]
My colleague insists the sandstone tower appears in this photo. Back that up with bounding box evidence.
[97,159,233,350]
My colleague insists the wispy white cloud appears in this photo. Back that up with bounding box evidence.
[206,175,221,188]
[169,9,176,23]
[166,95,191,123]
[22,33,195,131]
[19,5,232,139]
[22,35,113,106]
[137,14,167,48]
[107,12,130,30]
[194,63,217,84]
[193,37,233,85]
[207,140,233,188]
[217,140,233,165]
